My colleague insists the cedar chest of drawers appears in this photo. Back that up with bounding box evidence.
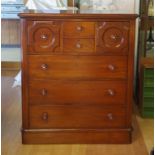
[19,10,137,144]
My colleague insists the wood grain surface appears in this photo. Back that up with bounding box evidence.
[1,70,151,155]
[28,55,127,80]
[29,80,127,105]
[20,13,137,143]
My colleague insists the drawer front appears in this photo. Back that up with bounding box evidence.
[29,105,126,129]
[96,22,129,55]
[29,80,127,105]
[63,22,95,38]
[28,55,127,80]
[63,39,95,53]
[27,21,61,54]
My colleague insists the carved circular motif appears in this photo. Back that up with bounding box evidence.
[102,28,124,48]
[33,27,55,45]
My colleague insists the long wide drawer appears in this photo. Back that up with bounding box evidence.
[28,55,127,80]
[29,80,127,105]
[29,105,126,129]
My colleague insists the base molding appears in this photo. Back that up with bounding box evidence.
[22,128,132,144]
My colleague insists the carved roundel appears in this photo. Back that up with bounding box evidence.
[33,27,55,49]
[28,21,60,53]
[102,27,124,49]
[97,22,129,54]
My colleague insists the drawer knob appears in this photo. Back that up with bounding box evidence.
[40,34,47,40]
[42,112,48,120]
[108,64,115,71]
[76,43,81,48]
[107,89,115,96]
[111,35,120,40]
[107,113,113,120]
[76,26,83,31]
[41,89,47,96]
[41,64,48,70]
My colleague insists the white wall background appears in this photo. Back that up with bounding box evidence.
[1,48,21,62]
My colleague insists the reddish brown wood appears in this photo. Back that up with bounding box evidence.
[96,22,129,55]
[18,10,138,19]
[21,19,29,129]
[126,20,136,127]
[29,80,127,105]
[19,11,137,144]
[22,129,132,144]
[28,55,127,80]
[27,21,61,54]
[63,22,95,38]
[63,38,95,53]
[29,105,126,129]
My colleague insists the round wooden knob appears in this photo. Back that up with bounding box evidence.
[41,89,47,96]
[42,112,48,120]
[76,43,81,48]
[107,113,113,120]
[111,35,120,40]
[108,64,115,71]
[107,89,115,96]
[76,26,82,31]
[40,34,47,40]
[41,64,48,70]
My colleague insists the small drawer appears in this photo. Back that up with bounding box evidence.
[63,39,95,53]
[29,105,126,129]
[29,80,127,105]
[28,55,127,80]
[63,22,95,38]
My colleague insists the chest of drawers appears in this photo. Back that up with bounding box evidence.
[19,10,137,144]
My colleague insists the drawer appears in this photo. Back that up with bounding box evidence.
[27,21,61,54]
[29,80,127,105]
[63,22,95,38]
[29,105,126,129]
[28,55,127,80]
[63,39,95,53]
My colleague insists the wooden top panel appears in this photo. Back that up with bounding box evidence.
[18,9,138,19]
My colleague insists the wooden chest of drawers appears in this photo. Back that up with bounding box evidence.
[19,10,137,144]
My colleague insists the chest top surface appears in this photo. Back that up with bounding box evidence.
[18,9,138,19]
